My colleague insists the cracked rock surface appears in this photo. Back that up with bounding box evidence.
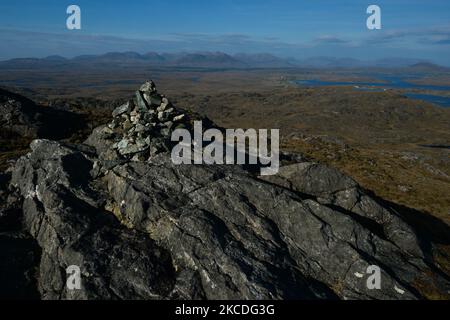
[3,82,450,299]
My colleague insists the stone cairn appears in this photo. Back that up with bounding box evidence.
[107,81,191,161]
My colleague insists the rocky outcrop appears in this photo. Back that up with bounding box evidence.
[0,88,44,138]
[3,83,450,300]
[0,88,84,141]
[0,171,41,299]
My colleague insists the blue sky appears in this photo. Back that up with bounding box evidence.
[0,0,449,64]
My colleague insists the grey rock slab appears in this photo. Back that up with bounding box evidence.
[135,91,148,112]
[112,101,131,118]
[10,140,179,300]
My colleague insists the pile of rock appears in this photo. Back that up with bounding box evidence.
[107,81,190,160]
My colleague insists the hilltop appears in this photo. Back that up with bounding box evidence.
[1,83,449,299]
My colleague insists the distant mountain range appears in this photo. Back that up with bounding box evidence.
[0,51,448,70]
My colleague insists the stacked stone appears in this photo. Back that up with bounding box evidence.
[108,81,189,160]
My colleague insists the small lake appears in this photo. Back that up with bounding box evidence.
[403,93,450,108]
[293,76,450,107]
